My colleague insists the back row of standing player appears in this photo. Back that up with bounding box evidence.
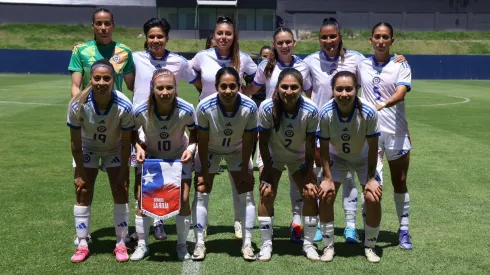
[67,9,412,264]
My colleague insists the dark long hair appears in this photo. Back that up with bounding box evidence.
[205,32,215,49]
[330,71,362,119]
[264,27,294,79]
[215,16,240,72]
[272,68,303,132]
[92,8,114,40]
[143,18,171,50]
[320,17,345,62]
[215,66,240,91]
[372,22,394,37]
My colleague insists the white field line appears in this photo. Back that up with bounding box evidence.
[407,95,470,107]
[0,101,65,106]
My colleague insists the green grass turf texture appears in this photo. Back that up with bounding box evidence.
[0,75,489,274]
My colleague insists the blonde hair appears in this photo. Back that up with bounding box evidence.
[147,68,177,129]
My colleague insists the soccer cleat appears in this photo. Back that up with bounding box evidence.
[320,246,335,262]
[153,223,167,241]
[71,246,90,263]
[257,243,273,262]
[234,220,242,239]
[130,243,149,261]
[192,244,206,261]
[313,225,323,242]
[364,247,381,263]
[177,244,191,260]
[290,222,303,243]
[398,230,413,250]
[241,244,256,261]
[302,244,320,261]
[344,227,358,244]
[114,244,129,262]
[73,234,91,246]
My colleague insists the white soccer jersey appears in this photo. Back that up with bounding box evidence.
[134,98,196,159]
[196,93,257,154]
[190,48,257,100]
[304,49,365,108]
[358,56,412,136]
[253,56,312,99]
[67,90,135,152]
[132,50,198,107]
[258,97,319,161]
[317,97,380,162]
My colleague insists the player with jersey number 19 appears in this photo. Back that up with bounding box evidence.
[359,22,413,251]
[317,71,382,263]
[131,69,197,261]
[67,60,134,263]
[193,67,258,261]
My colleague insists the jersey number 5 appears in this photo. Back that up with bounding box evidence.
[373,86,381,101]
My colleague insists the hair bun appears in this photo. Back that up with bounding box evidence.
[322,17,337,24]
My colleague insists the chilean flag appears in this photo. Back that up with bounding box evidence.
[140,159,182,220]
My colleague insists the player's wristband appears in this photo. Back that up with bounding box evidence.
[186,143,197,155]
[380,102,387,109]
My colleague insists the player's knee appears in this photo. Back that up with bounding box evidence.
[364,192,380,205]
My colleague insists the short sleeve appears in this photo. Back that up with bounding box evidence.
[134,111,144,130]
[245,107,258,132]
[184,106,197,130]
[122,50,135,74]
[306,109,319,136]
[68,46,83,73]
[180,60,199,84]
[67,103,81,129]
[301,64,313,93]
[196,106,209,131]
[396,62,412,92]
[257,104,273,131]
[120,108,135,131]
[190,54,201,72]
[366,109,380,138]
[317,113,330,141]
[242,54,257,77]
[253,61,266,86]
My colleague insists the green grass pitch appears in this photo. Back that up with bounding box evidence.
[0,74,489,274]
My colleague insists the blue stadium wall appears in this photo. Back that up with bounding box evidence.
[0,49,488,80]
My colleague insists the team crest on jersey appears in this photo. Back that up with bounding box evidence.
[285,130,294,138]
[160,132,169,139]
[83,154,91,163]
[341,134,351,141]
[372,77,381,85]
[97,126,107,132]
[224,129,233,136]
[112,54,120,63]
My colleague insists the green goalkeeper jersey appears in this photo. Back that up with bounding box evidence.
[68,40,134,91]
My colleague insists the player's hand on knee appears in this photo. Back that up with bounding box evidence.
[74,176,87,193]
[319,179,336,202]
[364,179,382,202]
[302,183,318,200]
[260,181,273,199]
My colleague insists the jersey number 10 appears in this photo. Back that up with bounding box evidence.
[158,140,171,151]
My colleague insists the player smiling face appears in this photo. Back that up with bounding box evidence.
[319,25,341,54]
[214,23,234,51]
[273,31,296,60]
[92,11,114,41]
[146,27,168,55]
[91,66,114,96]
[152,75,176,104]
[370,24,394,54]
[333,74,357,109]
[278,75,302,107]
[217,73,239,105]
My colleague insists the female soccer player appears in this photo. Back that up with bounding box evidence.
[131,69,197,261]
[68,8,135,97]
[243,27,313,243]
[132,17,200,241]
[190,16,257,238]
[317,71,382,263]
[205,32,217,49]
[67,60,134,263]
[358,22,413,250]
[304,18,405,243]
[193,67,257,261]
[257,68,320,261]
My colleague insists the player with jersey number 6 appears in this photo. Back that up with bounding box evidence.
[358,22,413,250]
[256,68,320,262]
[193,67,258,261]
[317,71,382,263]
[67,60,134,263]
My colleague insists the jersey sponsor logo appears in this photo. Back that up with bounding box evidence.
[285,130,294,138]
[226,122,232,127]
[342,128,348,132]
[112,54,121,63]
[224,128,233,136]
[161,126,168,130]
[99,120,105,124]
[160,132,169,139]
[287,124,293,128]
[97,126,107,132]
[373,77,381,85]
[341,134,351,141]
[83,154,91,163]
[111,156,121,163]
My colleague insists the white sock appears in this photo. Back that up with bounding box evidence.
[320,221,334,248]
[154,219,163,227]
[228,172,242,222]
[194,192,209,245]
[303,216,319,247]
[176,215,191,245]
[394,192,410,231]
[135,215,151,246]
[74,205,91,247]
[239,192,255,246]
[361,194,366,229]
[342,174,358,229]
[258,216,273,246]
[113,203,129,245]
[315,166,323,184]
[191,191,198,228]
[364,225,380,248]
[289,174,302,225]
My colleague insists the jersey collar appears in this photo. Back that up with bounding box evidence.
[321,49,339,62]
[214,47,232,60]
[333,97,358,123]
[372,55,395,68]
[217,93,241,118]
[284,96,302,120]
[90,90,115,116]
[148,49,171,61]
[277,55,299,68]
[153,98,175,121]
